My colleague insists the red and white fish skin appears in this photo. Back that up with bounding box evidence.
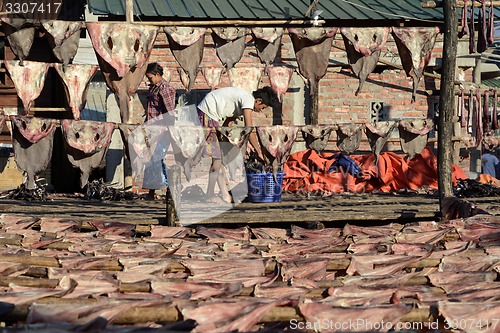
[10,116,57,189]
[253,283,309,299]
[182,258,271,287]
[61,120,115,155]
[164,27,206,46]
[149,225,192,238]
[202,66,223,90]
[341,27,389,57]
[439,301,500,333]
[281,258,329,281]
[182,298,289,333]
[216,126,253,148]
[9,116,56,144]
[228,67,262,93]
[39,218,82,234]
[196,226,251,241]
[151,280,242,300]
[177,67,190,90]
[257,125,298,174]
[251,227,289,240]
[54,64,98,120]
[267,65,293,102]
[86,22,158,78]
[4,61,51,114]
[299,302,412,333]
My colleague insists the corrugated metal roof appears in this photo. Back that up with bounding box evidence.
[86,0,445,22]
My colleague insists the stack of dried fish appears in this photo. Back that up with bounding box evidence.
[85,178,139,201]
[454,178,500,198]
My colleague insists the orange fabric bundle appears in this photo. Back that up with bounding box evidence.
[283,148,468,194]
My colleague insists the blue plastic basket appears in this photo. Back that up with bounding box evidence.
[246,172,285,203]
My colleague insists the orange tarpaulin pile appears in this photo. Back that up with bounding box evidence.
[283,147,467,194]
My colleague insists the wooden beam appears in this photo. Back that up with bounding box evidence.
[437,0,458,213]
[131,19,325,27]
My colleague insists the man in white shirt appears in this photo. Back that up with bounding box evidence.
[197,86,279,203]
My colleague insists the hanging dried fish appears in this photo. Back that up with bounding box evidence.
[477,2,488,53]
[458,0,469,38]
[483,89,490,134]
[460,89,467,128]
[474,90,483,147]
[469,4,476,53]
[398,119,434,160]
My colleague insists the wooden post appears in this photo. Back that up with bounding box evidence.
[438,0,458,214]
[125,0,134,23]
[166,164,181,226]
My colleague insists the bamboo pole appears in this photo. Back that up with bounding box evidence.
[131,19,325,27]
[437,0,458,208]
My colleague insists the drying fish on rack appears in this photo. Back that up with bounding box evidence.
[42,20,82,69]
[216,126,253,179]
[202,66,223,90]
[10,116,57,190]
[54,64,98,120]
[61,120,115,188]
[86,23,158,123]
[251,27,284,70]
[169,125,211,182]
[1,18,36,66]
[216,126,253,163]
[228,67,262,93]
[398,119,434,160]
[336,123,364,155]
[267,65,294,103]
[211,27,248,72]
[301,125,335,153]
[257,125,298,177]
[126,123,168,189]
[364,121,397,163]
[391,27,440,102]
[4,60,50,115]
[469,3,476,53]
[287,27,337,96]
[340,27,390,95]
[164,27,206,91]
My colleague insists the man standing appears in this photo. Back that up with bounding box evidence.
[197,86,280,203]
[143,63,176,199]
[481,148,500,179]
